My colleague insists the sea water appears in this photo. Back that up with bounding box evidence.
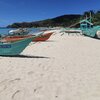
[0,28,41,36]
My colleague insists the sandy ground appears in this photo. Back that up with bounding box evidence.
[0,32,100,100]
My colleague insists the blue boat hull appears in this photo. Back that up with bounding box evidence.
[0,36,35,55]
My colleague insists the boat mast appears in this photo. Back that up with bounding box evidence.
[90,12,92,23]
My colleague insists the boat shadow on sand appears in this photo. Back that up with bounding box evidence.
[0,54,50,59]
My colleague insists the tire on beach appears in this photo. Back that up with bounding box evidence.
[95,31,100,39]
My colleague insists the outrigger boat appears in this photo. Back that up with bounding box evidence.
[0,35,39,56]
[61,12,100,39]
[9,28,30,35]
[1,29,54,42]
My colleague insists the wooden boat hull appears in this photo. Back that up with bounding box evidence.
[82,26,100,37]
[0,36,36,55]
[2,32,53,42]
[32,32,53,42]
[2,35,32,42]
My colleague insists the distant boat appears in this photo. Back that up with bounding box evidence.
[0,36,38,56]
[9,28,30,35]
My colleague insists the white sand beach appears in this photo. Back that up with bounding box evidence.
[0,31,100,100]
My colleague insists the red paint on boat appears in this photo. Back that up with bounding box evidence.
[2,32,53,42]
[2,35,32,42]
[32,32,53,42]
